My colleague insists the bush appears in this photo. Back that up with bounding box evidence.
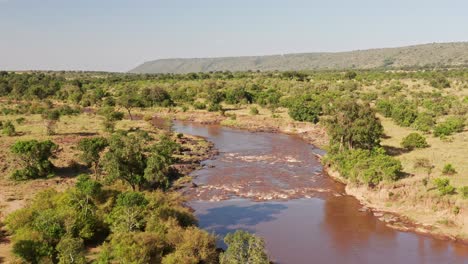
[326,148,402,186]
[2,120,16,136]
[433,116,465,137]
[10,140,57,180]
[400,133,429,150]
[442,163,457,175]
[288,95,322,123]
[391,101,418,127]
[433,178,455,195]
[412,113,434,132]
[207,103,222,112]
[376,100,393,117]
[249,106,259,115]
[459,186,468,199]
[193,101,207,110]
[219,230,269,264]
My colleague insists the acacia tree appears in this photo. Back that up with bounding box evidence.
[77,137,108,178]
[325,99,383,151]
[117,87,141,120]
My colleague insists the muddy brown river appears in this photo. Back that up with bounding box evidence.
[173,121,468,264]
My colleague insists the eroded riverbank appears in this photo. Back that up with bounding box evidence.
[171,120,468,264]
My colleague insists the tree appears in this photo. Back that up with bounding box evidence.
[219,230,269,264]
[108,192,148,232]
[10,140,57,180]
[77,137,108,178]
[325,99,383,151]
[288,95,322,123]
[103,132,147,190]
[41,109,61,135]
[144,135,179,190]
[56,237,86,264]
[117,87,141,120]
[400,133,429,150]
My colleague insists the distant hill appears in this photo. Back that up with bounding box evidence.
[129,42,468,73]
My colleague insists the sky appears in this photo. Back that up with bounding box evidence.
[0,0,467,72]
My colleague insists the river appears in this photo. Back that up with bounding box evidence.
[172,121,468,264]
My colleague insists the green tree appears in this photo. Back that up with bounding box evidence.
[288,95,322,123]
[103,132,147,190]
[107,192,148,232]
[117,86,142,120]
[10,140,57,180]
[77,137,108,178]
[325,100,383,150]
[56,237,86,264]
[220,230,269,264]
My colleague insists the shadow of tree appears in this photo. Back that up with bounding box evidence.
[382,145,411,156]
[54,164,90,178]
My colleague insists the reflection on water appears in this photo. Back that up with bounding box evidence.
[173,121,468,264]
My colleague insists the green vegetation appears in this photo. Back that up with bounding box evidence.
[77,137,108,178]
[10,140,57,180]
[433,116,465,137]
[2,120,16,136]
[442,163,457,175]
[433,178,455,195]
[219,230,269,264]
[0,66,467,261]
[400,133,429,150]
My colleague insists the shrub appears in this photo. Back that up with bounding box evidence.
[15,117,26,124]
[400,133,429,150]
[442,163,457,175]
[193,101,207,110]
[376,100,393,117]
[207,103,222,112]
[433,116,465,137]
[433,178,455,195]
[288,96,321,123]
[391,101,418,127]
[2,120,16,136]
[10,140,57,180]
[459,186,468,199]
[326,148,402,186]
[219,230,269,264]
[412,113,434,132]
[249,106,259,115]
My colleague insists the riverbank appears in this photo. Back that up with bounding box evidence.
[153,107,468,245]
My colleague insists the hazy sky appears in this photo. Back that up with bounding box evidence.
[1,0,467,72]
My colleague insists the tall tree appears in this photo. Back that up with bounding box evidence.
[325,99,383,151]
[77,137,108,178]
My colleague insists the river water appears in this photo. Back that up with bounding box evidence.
[172,121,468,264]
